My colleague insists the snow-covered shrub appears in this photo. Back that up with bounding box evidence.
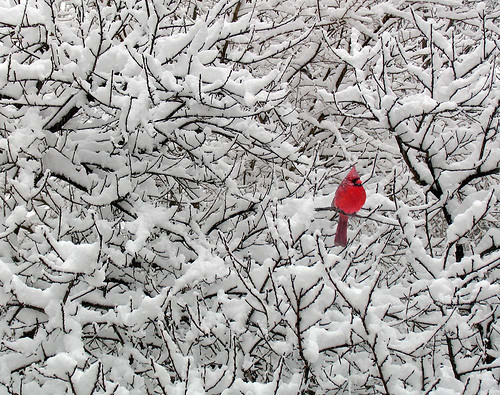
[0,0,498,393]
[290,1,500,392]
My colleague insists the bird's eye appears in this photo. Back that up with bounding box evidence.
[352,177,362,185]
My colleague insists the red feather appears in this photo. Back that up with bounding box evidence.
[332,166,366,246]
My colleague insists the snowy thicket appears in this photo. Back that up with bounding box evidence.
[0,0,499,393]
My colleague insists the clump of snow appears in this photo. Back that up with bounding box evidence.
[42,234,104,287]
[125,205,176,254]
[46,353,78,378]
[174,247,229,293]
[447,195,493,244]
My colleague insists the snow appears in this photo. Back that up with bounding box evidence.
[428,278,456,305]
[0,1,498,393]
[46,353,77,378]
[217,289,251,333]
[305,326,348,362]
[46,238,100,272]
[118,290,168,328]
[174,247,229,293]
[73,362,100,395]
[10,59,52,80]
[3,206,28,230]
[447,196,492,244]
[0,4,45,25]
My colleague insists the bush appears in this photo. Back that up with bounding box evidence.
[0,0,498,393]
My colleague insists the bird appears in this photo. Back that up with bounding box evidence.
[332,165,366,247]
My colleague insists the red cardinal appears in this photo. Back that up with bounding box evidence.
[332,166,366,247]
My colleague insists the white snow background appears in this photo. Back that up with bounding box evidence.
[0,0,499,393]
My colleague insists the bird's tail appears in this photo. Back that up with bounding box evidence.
[334,213,349,247]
